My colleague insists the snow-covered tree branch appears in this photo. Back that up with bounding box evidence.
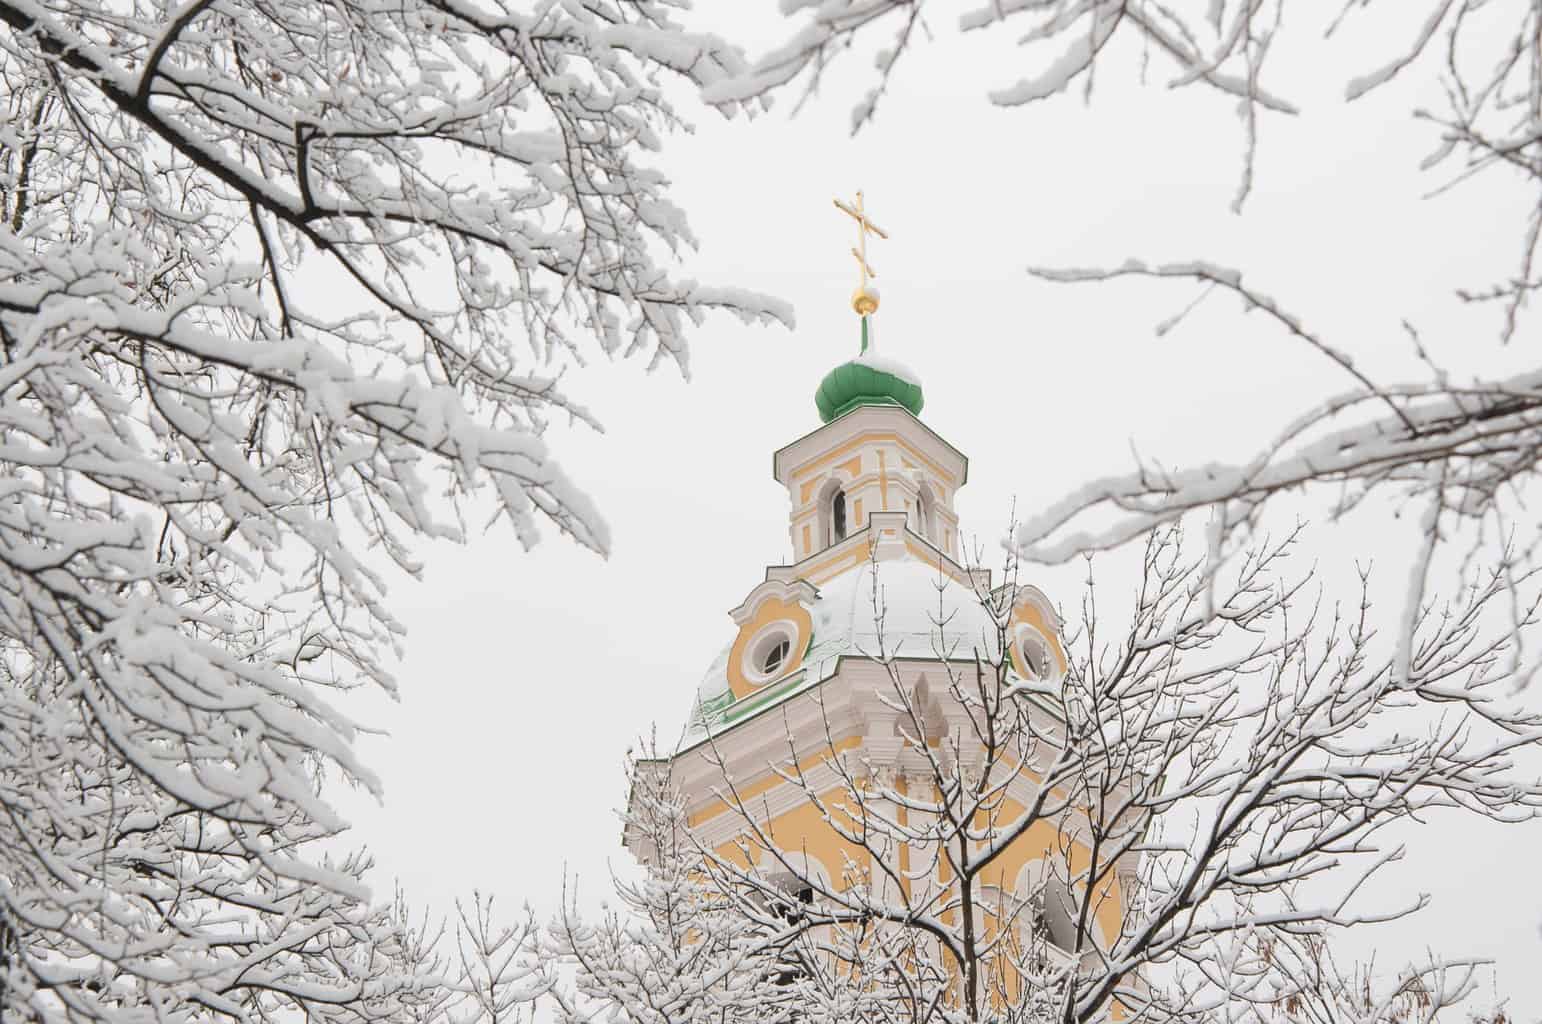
[580,531,1541,1024]
[0,1,786,1019]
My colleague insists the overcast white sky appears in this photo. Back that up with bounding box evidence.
[333,5,1542,1017]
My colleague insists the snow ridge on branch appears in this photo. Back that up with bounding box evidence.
[0,0,786,1018]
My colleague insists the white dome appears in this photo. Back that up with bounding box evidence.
[685,555,1005,742]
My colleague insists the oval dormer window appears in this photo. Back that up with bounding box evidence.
[744,623,800,686]
[1016,630,1052,681]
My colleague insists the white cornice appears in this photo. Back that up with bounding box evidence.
[675,658,1087,818]
[761,517,985,589]
[772,405,968,488]
[657,655,1145,894]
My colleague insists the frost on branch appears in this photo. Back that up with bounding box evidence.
[0,0,785,1019]
[1016,3,1542,687]
[711,0,1294,204]
[548,530,1538,1024]
[1016,259,1542,686]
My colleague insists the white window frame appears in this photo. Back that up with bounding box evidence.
[742,620,800,686]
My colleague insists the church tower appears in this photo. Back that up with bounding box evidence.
[630,193,1135,1005]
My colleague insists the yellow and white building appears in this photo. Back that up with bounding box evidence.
[631,194,1135,988]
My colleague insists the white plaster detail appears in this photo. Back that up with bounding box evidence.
[867,510,909,562]
[774,405,968,562]
[729,577,819,626]
[1013,625,1057,682]
[742,619,800,685]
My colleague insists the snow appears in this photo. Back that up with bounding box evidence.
[984,6,1122,106]
[685,554,1000,741]
[0,0,795,1017]
[852,349,922,388]
[1344,0,1455,100]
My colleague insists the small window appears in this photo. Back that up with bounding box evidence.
[761,638,790,676]
[832,490,847,542]
[773,884,814,922]
[1031,881,1079,952]
[745,624,799,685]
[917,487,936,542]
[1018,632,1050,680]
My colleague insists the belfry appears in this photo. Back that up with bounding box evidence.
[630,191,1136,996]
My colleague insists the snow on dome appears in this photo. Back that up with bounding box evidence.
[683,555,1002,744]
[812,313,926,423]
[808,558,998,663]
[694,644,732,707]
[851,350,921,388]
[814,357,925,422]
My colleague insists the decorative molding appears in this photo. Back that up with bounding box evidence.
[675,657,1137,874]
[773,405,968,491]
[867,510,909,562]
[729,577,820,626]
[1010,583,1063,632]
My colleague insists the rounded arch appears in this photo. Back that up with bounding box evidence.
[814,474,853,550]
[1015,857,1080,954]
[1010,587,1066,666]
[759,847,836,905]
[916,482,938,544]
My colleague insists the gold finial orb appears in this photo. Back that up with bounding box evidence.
[852,286,880,316]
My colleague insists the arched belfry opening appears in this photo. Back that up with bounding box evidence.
[1018,859,1081,955]
[916,484,937,544]
[810,477,856,555]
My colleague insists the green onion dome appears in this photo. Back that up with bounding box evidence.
[815,305,925,423]
[815,356,925,423]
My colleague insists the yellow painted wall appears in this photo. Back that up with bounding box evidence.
[688,736,865,828]
[802,544,869,586]
[694,770,1124,952]
[718,790,868,891]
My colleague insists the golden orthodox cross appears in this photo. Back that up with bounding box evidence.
[833,190,888,295]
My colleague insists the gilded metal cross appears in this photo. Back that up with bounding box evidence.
[833,190,888,293]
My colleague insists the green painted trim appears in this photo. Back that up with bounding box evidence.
[723,668,808,723]
[675,652,1068,759]
[698,690,733,717]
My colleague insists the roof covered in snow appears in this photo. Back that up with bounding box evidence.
[683,554,1007,747]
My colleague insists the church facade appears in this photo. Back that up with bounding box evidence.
[630,194,1136,998]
